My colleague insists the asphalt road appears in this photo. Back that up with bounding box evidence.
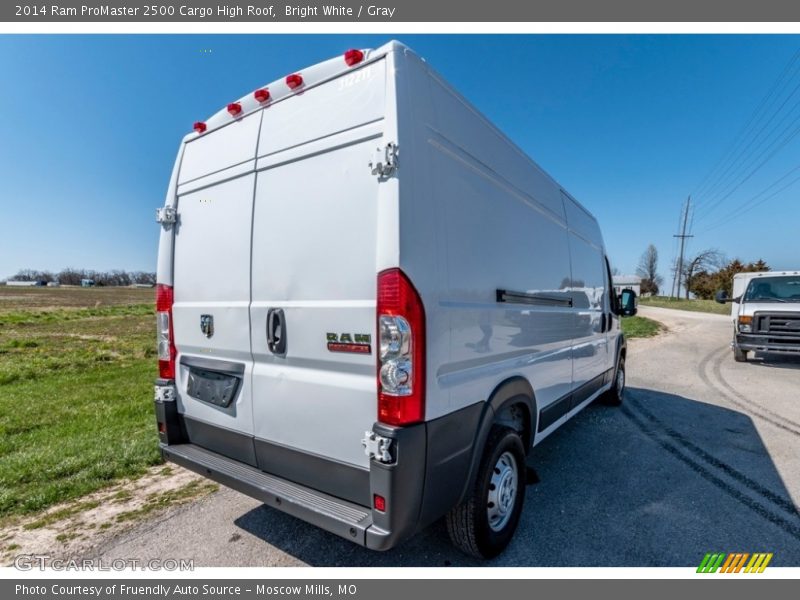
[92,306,800,566]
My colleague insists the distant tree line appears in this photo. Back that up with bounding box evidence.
[6,268,156,286]
[685,257,770,300]
[635,243,771,299]
[668,249,769,299]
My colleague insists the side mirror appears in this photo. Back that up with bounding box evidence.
[618,289,638,317]
[715,289,729,304]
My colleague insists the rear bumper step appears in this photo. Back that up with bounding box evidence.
[161,443,372,545]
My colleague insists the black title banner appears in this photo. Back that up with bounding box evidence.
[5,0,800,22]
[4,579,797,600]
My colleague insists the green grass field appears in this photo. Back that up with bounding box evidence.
[621,315,664,338]
[0,286,159,518]
[639,295,730,315]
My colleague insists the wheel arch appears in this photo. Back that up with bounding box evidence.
[456,376,537,507]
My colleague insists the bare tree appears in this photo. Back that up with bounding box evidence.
[636,244,663,296]
[682,249,724,299]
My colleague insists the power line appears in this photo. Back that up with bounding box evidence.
[692,116,800,223]
[696,163,800,233]
[693,86,800,220]
[692,47,800,203]
[692,47,800,219]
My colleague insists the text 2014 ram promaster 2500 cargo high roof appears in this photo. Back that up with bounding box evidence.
[154,41,636,558]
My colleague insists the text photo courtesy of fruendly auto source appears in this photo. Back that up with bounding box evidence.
[0,34,798,568]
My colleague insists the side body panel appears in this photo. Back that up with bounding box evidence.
[397,50,611,444]
[398,53,573,432]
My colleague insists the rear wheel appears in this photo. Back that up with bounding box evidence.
[446,426,526,559]
[733,345,748,362]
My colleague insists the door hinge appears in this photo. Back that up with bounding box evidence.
[362,431,393,463]
[154,383,177,403]
[369,142,398,178]
[156,206,177,226]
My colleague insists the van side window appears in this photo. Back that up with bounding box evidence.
[568,239,605,313]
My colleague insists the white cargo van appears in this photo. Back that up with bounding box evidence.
[154,41,636,558]
[716,271,800,362]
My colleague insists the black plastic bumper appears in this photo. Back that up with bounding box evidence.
[154,380,484,551]
[161,442,376,545]
[736,334,800,354]
[154,386,433,551]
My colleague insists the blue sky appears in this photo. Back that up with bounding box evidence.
[1,34,799,283]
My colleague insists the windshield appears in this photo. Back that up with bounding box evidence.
[743,276,800,303]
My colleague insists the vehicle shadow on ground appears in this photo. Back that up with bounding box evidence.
[234,387,800,566]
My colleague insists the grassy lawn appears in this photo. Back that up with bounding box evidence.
[621,315,664,338]
[0,287,159,518]
[639,295,730,315]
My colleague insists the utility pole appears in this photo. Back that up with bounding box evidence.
[671,196,694,299]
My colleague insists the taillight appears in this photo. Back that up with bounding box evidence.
[286,74,303,89]
[344,49,364,66]
[193,121,207,134]
[227,102,242,116]
[156,284,176,379]
[377,269,425,426]
[254,88,270,103]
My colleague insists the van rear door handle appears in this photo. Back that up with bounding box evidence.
[266,308,287,356]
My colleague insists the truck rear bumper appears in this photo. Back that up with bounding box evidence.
[736,334,800,354]
[160,442,375,545]
[154,381,485,551]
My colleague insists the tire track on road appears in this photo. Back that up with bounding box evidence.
[698,347,800,437]
[621,398,800,541]
[628,395,798,517]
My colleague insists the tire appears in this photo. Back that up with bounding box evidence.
[446,426,526,559]
[733,345,748,362]
[601,356,625,406]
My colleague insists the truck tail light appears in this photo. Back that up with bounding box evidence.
[377,269,425,426]
[156,284,176,379]
[227,102,242,116]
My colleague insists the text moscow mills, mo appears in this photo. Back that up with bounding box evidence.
[15,4,399,19]
[17,584,360,597]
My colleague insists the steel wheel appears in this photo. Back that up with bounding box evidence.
[447,426,527,558]
[486,451,519,532]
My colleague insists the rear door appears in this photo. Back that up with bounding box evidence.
[249,60,387,470]
[172,113,261,437]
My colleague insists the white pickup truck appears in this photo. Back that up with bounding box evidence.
[716,271,800,362]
